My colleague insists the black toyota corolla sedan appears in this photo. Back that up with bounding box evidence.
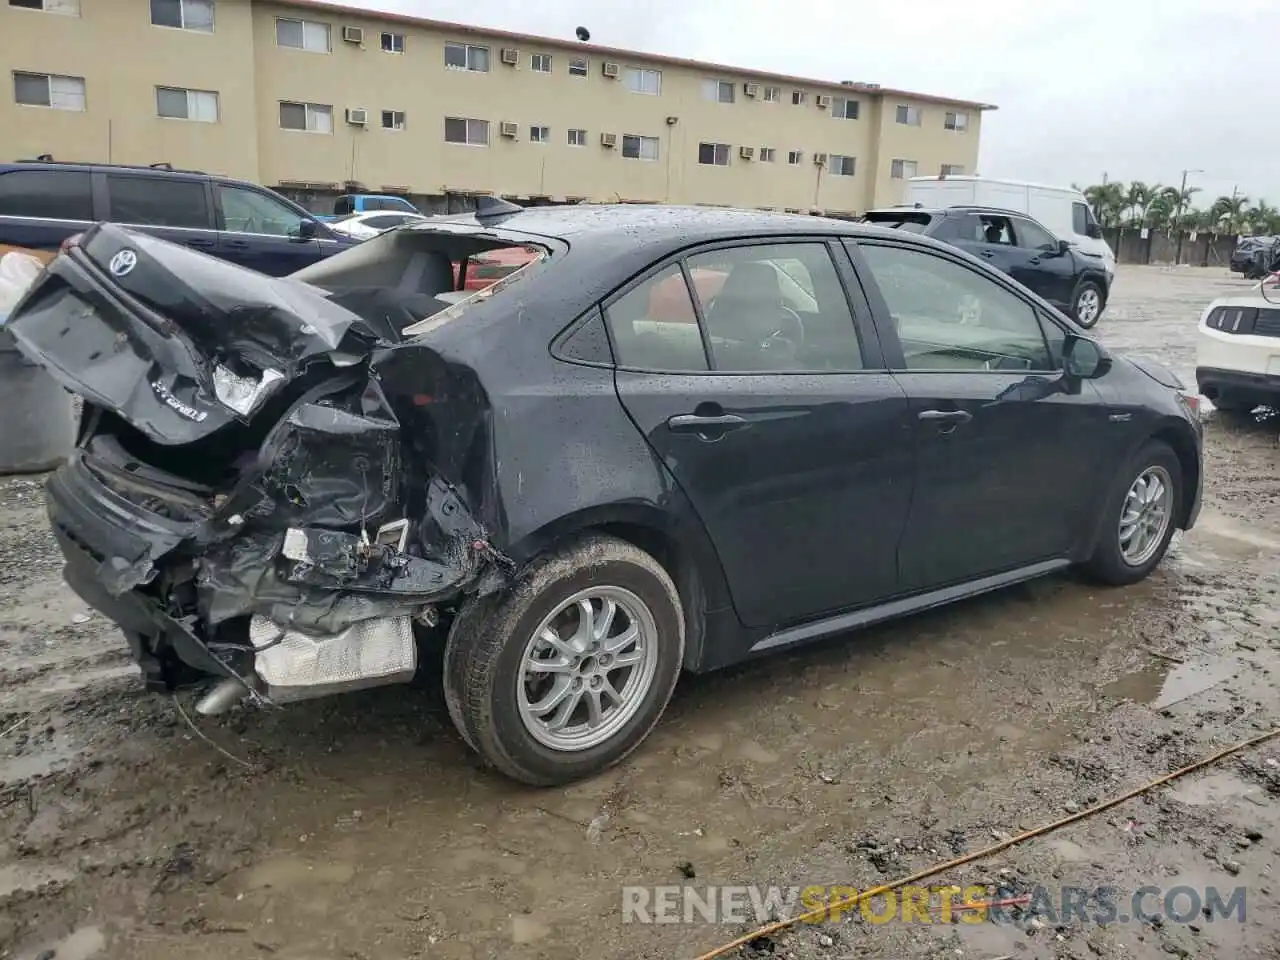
[5,201,1203,786]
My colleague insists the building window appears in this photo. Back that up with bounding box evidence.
[279,100,332,133]
[945,111,969,131]
[13,71,85,110]
[832,97,859,120]
[444,42,489,72]
[792,90,806,105]
[11,0,81,14]
[529,124,549,143]
[896,104,921,126]
[380,31,404,53]
[941,164,964,175]
[150,0,212,30]
[567,128,587,146]
[760,147,776,162]
[763,85,780,103]
[624,67,661,96]
[568,56,588,77]
[621,134,659,161]
[698,142,731,166]
[703,79,735,103]
[890,159,918,179]
[444,116,489,145]
[787,150,803,165]
[276,18,329,52]
[530,53,552,73]
[382,109,405,130]
[156,86,218,122]
[830,155,856,176]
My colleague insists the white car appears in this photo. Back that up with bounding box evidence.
[1195,280,1280,412]
[329,211,428,241]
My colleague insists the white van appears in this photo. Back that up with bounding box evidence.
[901,176,1116,279]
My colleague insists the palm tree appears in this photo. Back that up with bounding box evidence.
[1208,194,1249,234]
[1082,182,1127,228]
[1146,192,1178,230]
[1164,184,1202,232]
[1247,201,1280,236]
[1126,181,1159,227]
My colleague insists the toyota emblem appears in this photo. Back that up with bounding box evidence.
[108,249,138,277]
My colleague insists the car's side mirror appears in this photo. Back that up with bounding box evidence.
[1058,239,1072,255]
[1063,334,1112,379]
[1085,223,1102,240]
[294,218,319,241]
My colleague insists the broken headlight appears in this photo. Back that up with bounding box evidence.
[212,364,286,418]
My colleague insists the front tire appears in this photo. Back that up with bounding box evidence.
[1072,280,1105,328]
[443,534,685,786]
[1080,440,1182,586]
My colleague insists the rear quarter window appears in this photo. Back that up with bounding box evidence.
[0,169,94,221]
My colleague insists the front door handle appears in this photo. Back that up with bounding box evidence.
[222,239,250,250]
[667,413,748,439]
[980,250,997,258]
[917,409,973,423]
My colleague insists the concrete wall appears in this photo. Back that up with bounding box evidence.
[1104,227,1238,267]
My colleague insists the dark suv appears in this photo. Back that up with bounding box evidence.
[0,159,356,276]
[863,205,1111,328]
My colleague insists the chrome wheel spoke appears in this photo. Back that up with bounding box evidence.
[1117,465,1174,567]
[530,676,576,717]
[611,648,644,668]
[538,627,577,660]
[585,689,605,728]
[546,688,585,732]
[600,676,624,707]
[593,598,618,642]
[602,623,640,655]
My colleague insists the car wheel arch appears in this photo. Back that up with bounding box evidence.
[500,503,732,672]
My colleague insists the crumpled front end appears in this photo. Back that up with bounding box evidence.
[10,222,511,711]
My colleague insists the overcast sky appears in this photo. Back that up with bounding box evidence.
[349,0,1276,208]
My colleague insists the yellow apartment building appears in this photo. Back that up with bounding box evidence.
[2,0,995,215]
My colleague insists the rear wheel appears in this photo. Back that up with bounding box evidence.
[443,534,684,786]
[1080,440,1182,586]
[1072,280,1105,328]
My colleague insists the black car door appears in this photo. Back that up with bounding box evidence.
[214,181,344,276]
[845,238,1112,593]
[100,172,219,255]
[607,238,915,630]
[965,213,1020,276]
[1008,215,1077,310]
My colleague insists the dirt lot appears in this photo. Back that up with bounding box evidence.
[3,265,1280,960]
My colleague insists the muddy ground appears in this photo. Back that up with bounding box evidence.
[2,265,1280,960]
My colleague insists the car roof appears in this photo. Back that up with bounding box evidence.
[865,204,1034,219]
[0,159,218,181]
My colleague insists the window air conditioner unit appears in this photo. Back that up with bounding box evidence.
[815,94,832,108]
[863,82,882,89]
[345,108,369,125]
[739,146,754,160]
[342,26,364,44]
[813,152,828,165]
[500,47,519,65]
[744,83,760,98]
[500,121,519,138]
[602,61,620,78]
[600,132,617,148]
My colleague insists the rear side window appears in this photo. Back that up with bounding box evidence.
[0,169,93,221]
[863,212,931,233]
[106,175,210,229]
[1071,202,1090,236]
[605,264,709,372]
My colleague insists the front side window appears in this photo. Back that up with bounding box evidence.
[604,263,708,372]
[105,174,209,229]
[216,183,309,237]
[444,42,489,72]
[14,71,85,110]
[622,134,659,161]
[156,86,218,122]
[275,17,329,52]
[444,116,489,145]
[625,67,661,95]
[684,243,862,371]
[977,214,1015,245]
[150,0,212,31]
[279,101,332,133]
[1072,202,1091,235]
[1014,218,1057,251]
[698,142,730,166]
[855,243,1052,371]
[0,169,93,220]
[832,97,859,120]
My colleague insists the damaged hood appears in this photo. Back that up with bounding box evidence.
[6,223,387,445]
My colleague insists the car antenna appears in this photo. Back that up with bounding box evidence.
[473,196,523,220]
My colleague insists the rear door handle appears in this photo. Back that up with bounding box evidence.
[185,238,216,249]
[979,250,997,259]
[917,409,973,423]
[667,413,748,436]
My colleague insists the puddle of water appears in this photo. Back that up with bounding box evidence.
[1168,771,1265,807]
[235,856,356,892]
[0,862,73,897]
[1189,512,1280,558]
[1102,656,1239,711]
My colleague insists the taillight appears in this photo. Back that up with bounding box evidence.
[1178,391,1202,418]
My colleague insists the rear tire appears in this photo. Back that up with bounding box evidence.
[1210,393,1256,415]
[1071,280,1105,328]
[1080,440,1182,586]
[443,534,684,786]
